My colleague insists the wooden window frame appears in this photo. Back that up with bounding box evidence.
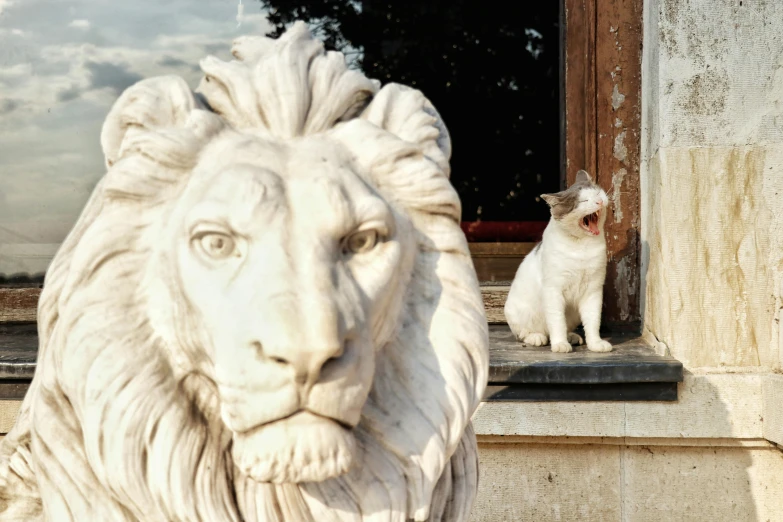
[471,0,643,330]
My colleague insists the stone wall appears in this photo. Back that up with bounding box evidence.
[472,439,783,522]
[641,0,783,368]
[470,375,783,520]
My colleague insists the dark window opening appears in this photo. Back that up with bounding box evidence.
[261,0,562,238]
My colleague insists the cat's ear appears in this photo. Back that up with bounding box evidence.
[540,193,561,207]
[575,169,592,184]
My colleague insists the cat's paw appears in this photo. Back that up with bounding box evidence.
[567,332,584,345]
[551,341,573,353]
[587,339,613,352]
[522,333,548,346]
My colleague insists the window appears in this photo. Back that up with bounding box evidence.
[260,0,561,284]
[0,0,668,403]
[259,0,643,327]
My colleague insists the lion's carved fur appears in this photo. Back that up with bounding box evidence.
[0,22,489,522]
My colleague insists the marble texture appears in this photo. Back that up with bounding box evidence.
[0,22,489,522]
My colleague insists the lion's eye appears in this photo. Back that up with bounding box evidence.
[197,233,236,259]
[343,229,380,255]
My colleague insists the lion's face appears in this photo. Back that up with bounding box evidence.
[152,130,415,483]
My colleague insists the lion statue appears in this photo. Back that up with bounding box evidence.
[0,22,489,522]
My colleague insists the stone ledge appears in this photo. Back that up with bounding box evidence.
[485,324,683,401]
[484,382,678,402]
[488,324,683,384]
[473,372,767,439]
[0,323,685,402]
[476,435,776,448]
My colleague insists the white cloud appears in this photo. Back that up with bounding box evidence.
[0,0,13,16]
[68,19,90,29]
[0,0,276,275]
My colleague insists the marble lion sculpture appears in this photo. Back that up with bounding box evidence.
[0,22,489,522]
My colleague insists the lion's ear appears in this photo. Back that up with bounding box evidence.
[360,83,452,177]
[100,76,204,168]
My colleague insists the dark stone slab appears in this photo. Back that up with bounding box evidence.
[489,324,683,385]
[484,382,679,402]
[0,381,32,399]
[0,323,684,402]
[0,324,38,380]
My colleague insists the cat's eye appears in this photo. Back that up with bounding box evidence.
[194,232,237,260]
[343,229,381,255]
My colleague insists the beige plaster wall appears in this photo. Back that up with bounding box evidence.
[0,401,21,434]
[641,0,783,369]
[763,374,783,447]
[644,147,783,368]
[472,440,783,522]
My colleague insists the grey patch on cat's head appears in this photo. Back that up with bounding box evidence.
[540,170,599,220]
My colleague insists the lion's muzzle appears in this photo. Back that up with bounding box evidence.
[231,410,358,483]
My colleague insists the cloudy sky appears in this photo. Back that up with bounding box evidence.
[0,0,274,275]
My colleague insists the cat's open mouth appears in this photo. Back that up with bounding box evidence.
[580,211,600,236]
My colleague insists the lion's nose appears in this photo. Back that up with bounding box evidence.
[262,342,344,385]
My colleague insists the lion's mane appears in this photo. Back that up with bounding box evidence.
[0,22,489,522]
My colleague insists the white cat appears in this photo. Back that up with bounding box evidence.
[504,170,613,353]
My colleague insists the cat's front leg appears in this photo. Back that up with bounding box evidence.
[543,287,572,353]
[579,289,613,352]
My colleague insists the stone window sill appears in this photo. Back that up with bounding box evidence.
[0,322,684,402]
[486,324,683,402]
[480,282,683,401]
